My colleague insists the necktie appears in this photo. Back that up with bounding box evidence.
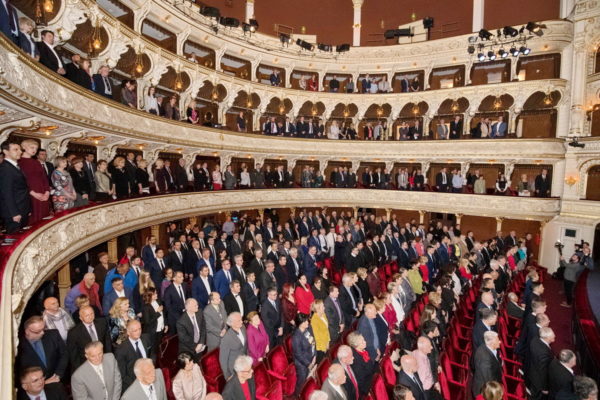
[33,340,47,366]
[225,270,231,282]
[149,384,154,400]
[88,324,98,341]
[333,298,342,320]
[159,259,164,270]
[42,162,48,175]
[271,300,277,311]
[103,76,112,95]
[413,375,424,393]
[178,286,185,302]
[191,314,200,343]
[135,340,143,358]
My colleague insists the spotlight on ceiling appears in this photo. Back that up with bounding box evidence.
[526,21,546,36]
[219,17,240,28]
[477,52,486,62]
[200,6,220,18]
[467,45,475,54]
[487,50,496,61]
[510,46,520,57]
[336,43,351,52]
[423,17,434,29]
[568,137,585,148]
[503,26,519,37]
[279,33,292,46]
[384,28,414,39]
[242,23,253,34]
[296,38,314,51]
[520,46,531,55]
[249,19,259,30]
[498,48,508,58]
[478,29,493,40]
[317,43,332,52]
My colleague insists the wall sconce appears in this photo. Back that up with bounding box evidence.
[564,175,578,186]
[451,100,459,112]
[343,105,350,118]
[43,0,54,13]
[211,87,219,101]
[376,106,384,117]
[133,51,144,76]
[586,104,600,121]
[311,105,318,116]
[412,104,420,115]
[493,96,502,110]
[543,92,553,106]
[278,99,285,115]
[174,70,184,92]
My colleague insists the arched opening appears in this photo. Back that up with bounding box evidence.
[586,165,600,201]
[225,91,261,132]
[65,19,110,57]
[392,102,428,140]
[471,94,514,138]
[432,98,469,139]
[141,18,176,53]
[328,103,358,132]
[183,39,216,69]
[359,104,392,139]
[195,81,227,126]
[157,67,191,95]
[519,90,560,138]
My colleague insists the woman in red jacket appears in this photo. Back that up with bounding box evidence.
[294,274,315,315]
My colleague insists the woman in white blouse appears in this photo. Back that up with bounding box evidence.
[327,120,340,139]
[144,86,159,115]
[299,75,307,90]
[172,352,207,400]
[239,166,251,189]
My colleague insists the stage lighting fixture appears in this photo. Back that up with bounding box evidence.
[336,43,350,52]
[503,26,519,37]
[477,52,485,62]
[498,49,508,58]
[279,33,292,46]
[423,17,434,29]
[317,43,332,52]
[200,6,220,18]
[568,137,585,148]
[468,45,475,54]
[478,29,493,40]
[384,28,414,39]
[296,38,314,51]
[242,23,253,34]
[520,46,531,55]
[526,21,546,36]
[249,19,259,30]
[219,17,240,28]
[487,50,496,60]
[510,46,520,57]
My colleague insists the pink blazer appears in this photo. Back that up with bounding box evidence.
[247,322,270,365]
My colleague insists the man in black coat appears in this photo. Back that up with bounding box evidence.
[534,169,551,198]
[242,272,259,312]
[92,65,114,99]
[472,309,497,350]
[261,288,284,347]
[162,271,188,333]
[66,306,112,371]
[338,276,360,327]
[396,354,427,400]
[548,350,577,400]
[114,320,155,391]
[17,367,67,400]
[37,30,66,75]
[223,280,246,316]
[527,327,555,400]
[17,316,68,381]
[324,286,344,342]
[0,140,31,233]
[471,331,502,397]
[176,299,206,362]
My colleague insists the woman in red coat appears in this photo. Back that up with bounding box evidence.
[18,139,50,224]
[294,274,315,315]
[282,283,298,334]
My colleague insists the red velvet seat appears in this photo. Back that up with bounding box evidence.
[379,355,396,388]
[317,357,332,384]
[329,342,341,360]
[267,345,297,396]
[253,362,283,400]
[438,369,468,400]
[200,348,225,393]
[370,373,390,400]
[158,334,179,369]
[440,353,470,384]
[160,368,175,400]
[284,335,293,360]
[300,377,319,400]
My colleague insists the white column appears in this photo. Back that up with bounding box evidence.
[551,159,566,198]
[472,0,485,33]
[560,0,575,18]
[245,0,254,23]
[352,0,364,47]
[569,45,587,136]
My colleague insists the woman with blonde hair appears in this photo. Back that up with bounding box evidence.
[476,381,504,400]
[139,270,156,295]
[112,156,130,199]
[211,164,222,190]
[136,159,150,195]
[186,100,199,124]
[108,297,137,345]
[310,299,330,362]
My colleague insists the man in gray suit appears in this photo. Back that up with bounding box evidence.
[321,363,348,399]
[120,358,167,400]
[437,119,449,140]
[203,292,227,351]
[219,312,248,380]
[71,341,121,400]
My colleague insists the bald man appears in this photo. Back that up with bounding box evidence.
[42,297,75,342]
[65,273,101,313]
[396,355,426,400]
[66,305,112,370]
[321,364,348,400]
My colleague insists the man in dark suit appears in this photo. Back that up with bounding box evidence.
[223,280,246,316]
[36,148,54,184]
[64,54,87,86]
[396,354,427,400]
[324,286,344,342]
[194,247,215,277]
[191,265,214,308]
[357,304,383,361]
[507,292,525,319]
[528,327,556,400]
[114,320,155,391]
[548,350,577,400]
[435,167,450,192]
[303,246,319,284]
[213,258,234,298]
[37,31,66,75]
[231,254,247,284]
[264,117,279,135]
[0,140,31,233]
[145,248,168,292]
[102,277,136,315]
[248,249,265,278]
[229,234,244,258]
[92,65,113,99]
[0,0,19,43]
[242,272,259,312]
[176,299,206,362]
[339,275,361,327]
[471,331,502,397]
[472,308,497,350]
[18,367,67,400]
[166,242,185,273]
[17,316,68,381]
[66,306,112,371]
[221,355,256,399]
[163,271,188,333]
[261,288,284,347]
[258,261,277,300]
[535,168,551,198]
[286,249,301,283]
[449,115,463,139]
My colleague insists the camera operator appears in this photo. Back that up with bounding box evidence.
[559,253,584,308]
[575,242,595,271]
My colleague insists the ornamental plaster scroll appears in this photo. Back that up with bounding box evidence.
[46,0,88,42]
[0,41,570,164]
